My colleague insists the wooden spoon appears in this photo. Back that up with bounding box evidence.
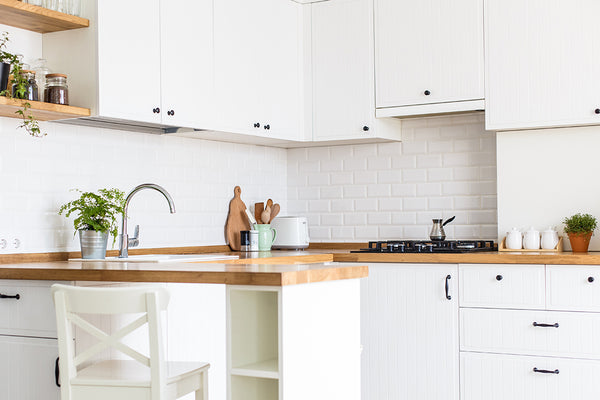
[269,203,280,223]
[261,206,271,224]
[266,199,273,209]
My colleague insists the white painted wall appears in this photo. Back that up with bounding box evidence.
[0,118,287,253]
[497,126,600,251]
[288,114,497,242]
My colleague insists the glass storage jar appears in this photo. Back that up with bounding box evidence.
[12,70,38,101]
[44,73,69,105]
[32,58,50,95]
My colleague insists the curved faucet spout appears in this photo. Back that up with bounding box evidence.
[119,183,176,258]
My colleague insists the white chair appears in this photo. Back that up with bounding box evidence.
[51,284,209,400]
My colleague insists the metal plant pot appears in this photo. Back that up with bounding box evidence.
[0,62,9,92]
[79,230,109,259]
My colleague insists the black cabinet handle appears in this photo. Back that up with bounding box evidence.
[533,322,559,328]
[363,126,370,132]
[496,275,503,281]
[533,367,559,374]
[424,90,431,96]
[589,276,595,283]
[595,108,600,114]
[167,110,175,116]
[0,293,20,299]
[264,124,270,130]
[55,357,60,387]
[254,123,260,128]
[152,107,161,114]
[445,275,452,300]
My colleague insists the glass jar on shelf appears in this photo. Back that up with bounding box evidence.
[31,58,50,95]
[12,70,38,101]
[44,73,69,105]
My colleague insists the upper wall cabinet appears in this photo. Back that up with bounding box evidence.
[374,0,484,118]
[42,0,213,130]
[212,0,310,142]
[485,0,600,131]
[311,0,401,142]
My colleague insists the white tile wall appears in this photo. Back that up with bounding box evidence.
[287,114,498,242]
[0,118,287,253]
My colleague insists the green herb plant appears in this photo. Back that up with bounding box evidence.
[563,213,598,235]
[0,31,45,138]
[59,188,126,245]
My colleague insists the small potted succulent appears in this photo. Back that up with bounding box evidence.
[563,213,598,253]
[59,188,125,259]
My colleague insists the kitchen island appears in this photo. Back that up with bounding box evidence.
[0,261,366,400]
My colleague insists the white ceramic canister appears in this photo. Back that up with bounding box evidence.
[523,227,541,250]
[505,227,523,249]
[541,227,559,250]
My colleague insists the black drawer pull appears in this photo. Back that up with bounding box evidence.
[0,293,20,299]
[533,322,559,328]
[533,367,559,374]
[496,275,503,281]
[445,275,452,300]
[588,276,595,283]
[55,357,60,387]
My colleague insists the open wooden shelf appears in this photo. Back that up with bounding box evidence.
[231,358,279,380]
[0,0,89,33]
[0,96,90,121]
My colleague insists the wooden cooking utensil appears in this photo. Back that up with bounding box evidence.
[269,203,280,223]
[266,199,273,209]
[254,202,264,224]
[225,186,251,251]
[261,205,271,224]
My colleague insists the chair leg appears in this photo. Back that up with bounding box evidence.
[195,371,208,400]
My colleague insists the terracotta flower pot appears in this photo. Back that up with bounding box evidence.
[567,232,593,253]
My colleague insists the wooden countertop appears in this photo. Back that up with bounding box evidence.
[0,259,367,286]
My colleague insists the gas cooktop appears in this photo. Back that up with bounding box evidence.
[351,240,498,254]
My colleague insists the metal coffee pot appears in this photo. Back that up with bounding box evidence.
[430,216,456,241]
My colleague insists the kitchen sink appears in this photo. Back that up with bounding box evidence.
[71,254,240,263]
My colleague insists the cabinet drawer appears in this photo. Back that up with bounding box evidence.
[461,352,600,400]
[0,280,60,338]
[461,308,600,360]
[459,264,545,309]
[547,265,600,312]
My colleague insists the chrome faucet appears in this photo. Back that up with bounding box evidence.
[118,183,176,258]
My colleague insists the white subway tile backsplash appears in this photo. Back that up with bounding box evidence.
[343,185,367,198]
[377,142,402,155]
[354,171,378,185]
[355,198,378,212]
[343,158,367,171]
[401,141,428,154]
[330,172,354,185]
[320,186,343,199]
[377,170,402,184]
[331,226,355,240]
[416,154,443,168]
[417,183,442,197]
[321,159,344,172]
[402,169,428,183]
[355,226,379,240]
[379,198,402,211]
[344,213,367,226]
[331,199,355,212]
[403,197,428,211]
[428,197,454,210]
[367,184,392,198]
[368,213,392,225]
[454,196,481,210]
[453,167,480,181]
[378,225,404,239]
[391,184,417,197]
[427,168,453,182]
[321,214,344,226]
[391,155,417,169]
[392,212,417,225]
[368,156,392,170]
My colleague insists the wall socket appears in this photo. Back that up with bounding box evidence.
[0,237,22,252]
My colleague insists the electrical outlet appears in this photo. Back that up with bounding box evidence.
[12,238,20,249]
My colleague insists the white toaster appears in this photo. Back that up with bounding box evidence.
[271,216,310,250]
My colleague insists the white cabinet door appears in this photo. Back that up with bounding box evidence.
[311,0,373,141]
[375,0,484,109]
[546,265,600,312]
[160,0,214,129]
[214,0,305,140]
[461,352,600,400]
[0,335,60,400]
[97,0,162,124]
[361,264,459,400]
[485,0,600,130]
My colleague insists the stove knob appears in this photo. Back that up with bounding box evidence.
[392,244,399,253]
[426,244,434,252]
[415,244,423,253]
[399,243,405,253]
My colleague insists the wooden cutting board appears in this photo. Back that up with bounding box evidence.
[225,186,251,251]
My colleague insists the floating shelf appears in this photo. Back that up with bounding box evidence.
[231,358,279,380]
[0,0,89,33]
[0,97,90,121]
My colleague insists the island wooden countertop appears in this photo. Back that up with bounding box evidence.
[0,260,367,286]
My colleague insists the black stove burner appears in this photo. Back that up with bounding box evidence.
[351,240,497,254]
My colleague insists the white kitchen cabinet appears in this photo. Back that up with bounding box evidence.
[0,335,60,400]
[361,264,459,400]
[227,280,361,400]
[310,0,401,142]
[374,0,484,117]
[461,352,600,400]
[213,0,309,141]
[43,0,213,130]
[546,265,600,312]
[485,0,600,130]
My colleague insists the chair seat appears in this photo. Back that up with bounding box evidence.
[72,360,210,387]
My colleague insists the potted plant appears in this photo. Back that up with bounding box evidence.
[59,188,126,259]
[563,212,598,253]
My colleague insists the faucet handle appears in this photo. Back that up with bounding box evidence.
[128,225,140,248]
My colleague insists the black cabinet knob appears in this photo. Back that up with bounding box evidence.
[496,275,503,281]
[589,276,595,283]
[254,123,260,128]
[167,110,175,116]
[152,107,161,114]
[363,126,370,132]
[424,90,431,96]
[595,109,600,114]
[264,124,271,130]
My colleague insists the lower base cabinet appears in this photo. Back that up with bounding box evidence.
[361,264,459,400]
[0,335,60,400]
[461,352,600,400]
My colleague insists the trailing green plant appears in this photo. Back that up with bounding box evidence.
[59,188,126,245]
[563,213,598,235]
[0,31,45,138]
